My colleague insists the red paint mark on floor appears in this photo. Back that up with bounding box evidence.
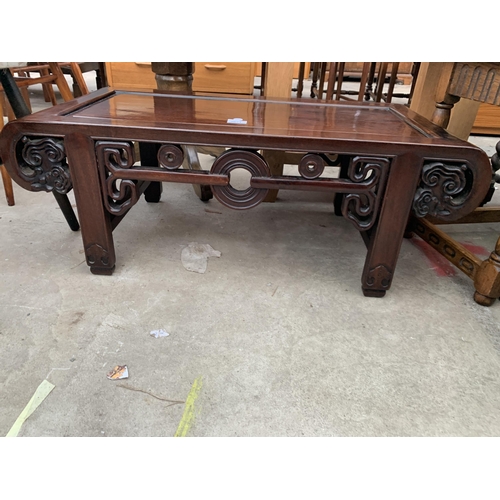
[461,242,490,257]
[408,238,457,277]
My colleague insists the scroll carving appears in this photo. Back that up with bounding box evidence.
[95,141,139,216]
[18,136,72,194]
[341,156,389,231]
[413,161,471,218]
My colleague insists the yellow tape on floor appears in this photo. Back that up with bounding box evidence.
[6,380,55,437]
[174,376,202,437]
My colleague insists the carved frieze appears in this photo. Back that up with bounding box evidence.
[341,156,389,231]
[95,141,139,216]
[449,63,500,106]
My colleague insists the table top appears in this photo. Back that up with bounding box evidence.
[1,88,489,163]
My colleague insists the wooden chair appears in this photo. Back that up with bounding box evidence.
[263,62,421,203]
[1,62,88,207]
[407,62,500,306]
[306,62,420,104]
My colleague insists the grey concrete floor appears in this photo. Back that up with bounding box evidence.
[1,70,500,437]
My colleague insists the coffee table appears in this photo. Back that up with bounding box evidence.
[0,88,491,297]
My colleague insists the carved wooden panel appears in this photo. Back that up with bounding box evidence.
[449,63,500,106]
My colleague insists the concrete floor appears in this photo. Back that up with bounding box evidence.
[1,70,500,437]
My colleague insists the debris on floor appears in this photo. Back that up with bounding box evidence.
[117,383,185,405]
[174,376,203,437]
[106,365,129,380]
[181,242,221,274]
[6,379,55,437]
[150,329,170,338]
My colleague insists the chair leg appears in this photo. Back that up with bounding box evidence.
[47,62,74,102]
[0,68,79,231]
[68,63,89,96]
[296,62,305,98]
[0,94,15,206]
[474,235,500,306]
[40,66,57,105]
[1,164,14,206]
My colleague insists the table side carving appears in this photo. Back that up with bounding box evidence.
[18,136,72,194]
[412,159,474,219]
[342,156,389,231]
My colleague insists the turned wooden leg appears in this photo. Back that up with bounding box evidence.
[65,133,116,275]
[311,62,320,98]
[474,236,500,306]
[362,153,421,297]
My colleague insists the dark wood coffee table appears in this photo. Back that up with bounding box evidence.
[0,88,492,297]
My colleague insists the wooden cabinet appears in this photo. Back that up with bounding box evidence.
[254,62,310,79]
[104,62,255,95]
[472,103,500,135]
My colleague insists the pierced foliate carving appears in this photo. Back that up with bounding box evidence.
[18,136,72,193]
[413,161,471,218]
[95,141,139,216]
[341,156,389,231]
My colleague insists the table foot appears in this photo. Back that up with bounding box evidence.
[473,291,498,306]
[363,289,386,298]
[144,181,163,203]
[90,265,115,276]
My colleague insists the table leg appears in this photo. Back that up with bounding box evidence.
[139,143,163,203]
[65,133,116,275]
[361,153,422,297]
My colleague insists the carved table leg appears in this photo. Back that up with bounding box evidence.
[474,236,500,306]
[65,133,116,275]
[361,153,421,297]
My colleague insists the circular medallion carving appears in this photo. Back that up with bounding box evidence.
[210,149,270,209]
[158,144,184,170]
[298,153,325,179]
